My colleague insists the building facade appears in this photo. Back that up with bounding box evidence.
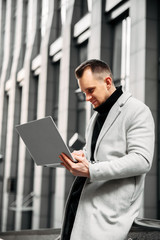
[0,0,159,232]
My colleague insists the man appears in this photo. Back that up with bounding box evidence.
[59,59,155,240]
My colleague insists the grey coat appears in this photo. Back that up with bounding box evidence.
[61,92,155,240]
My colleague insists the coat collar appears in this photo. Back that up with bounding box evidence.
[86,92,132,160]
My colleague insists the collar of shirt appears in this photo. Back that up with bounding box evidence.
[93,86,123,115]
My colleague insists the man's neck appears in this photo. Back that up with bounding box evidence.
[94,86,123,114]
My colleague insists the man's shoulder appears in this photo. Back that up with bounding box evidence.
[121,92,149,110]
[121,93,154,127]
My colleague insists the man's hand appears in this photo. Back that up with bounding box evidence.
[59,150,90,178]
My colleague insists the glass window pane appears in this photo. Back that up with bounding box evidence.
[112,16,131,90]
[113,21,122,85]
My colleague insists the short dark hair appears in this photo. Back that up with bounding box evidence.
[75,59,113,79]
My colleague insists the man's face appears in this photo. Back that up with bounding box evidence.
[78,68,111,108]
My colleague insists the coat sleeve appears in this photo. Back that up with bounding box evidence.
[89,105,155,182]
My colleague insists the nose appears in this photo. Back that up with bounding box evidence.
[85,94,92,101]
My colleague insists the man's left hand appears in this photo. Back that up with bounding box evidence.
[59,152,90,178]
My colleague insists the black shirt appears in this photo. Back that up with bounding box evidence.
[91,86,123,162]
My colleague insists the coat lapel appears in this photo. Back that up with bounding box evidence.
[94,92,132,159]
[85,92,132,161]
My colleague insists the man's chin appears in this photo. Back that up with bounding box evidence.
[92,102,100,108]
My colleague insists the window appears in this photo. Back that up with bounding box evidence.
[52,61,60,125]
[80,0,88,17]
[1,92,9,231]
[6,0,17,80]
[33,76,39,120]
[21,0,28,69]
[28,0,42,55]
[76,41,88,138]
[0,0,7,76]
[112,16,131,91]
[56,0,62,38]
[37,1,42,53]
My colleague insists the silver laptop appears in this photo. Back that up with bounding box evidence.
[15,116,77,167]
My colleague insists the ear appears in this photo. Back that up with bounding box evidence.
[104,77,112,89]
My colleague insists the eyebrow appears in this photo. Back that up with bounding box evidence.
[84,87,95,92]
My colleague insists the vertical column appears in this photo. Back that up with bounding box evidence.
[144,0,158,218]
[88,0,102,59]
[0,0,7,230]
[130,0,158,218]
[32,0,54,229]
[6,0,25,231]
[87,0,104,123]
[0,0,17,231]
[15,0,39,231]
[130,0,146,101]
[53,0,76,228]
[130,0,146,218]
[158,0,160,220]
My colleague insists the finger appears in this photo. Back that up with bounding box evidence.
[73,155,86,162]
[72,150,83,155]
[61,153,74,167]
[60,162,70,171]
[60,153,74,169]
[72,150,84,157]
[59,155,71,171]
[60,155,77,175]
